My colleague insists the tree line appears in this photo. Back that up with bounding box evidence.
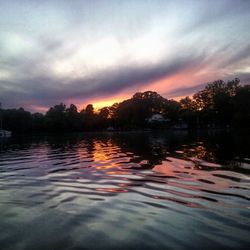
[0,78,249,133]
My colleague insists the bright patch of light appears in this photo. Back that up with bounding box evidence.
[93,99,122,109]
[237,66,250,73]
[52,37,123,77]
[1,33,34,57]
[0,69,11,80]
[51,29,169,79]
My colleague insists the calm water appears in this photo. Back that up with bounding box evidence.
[0,131,249,250]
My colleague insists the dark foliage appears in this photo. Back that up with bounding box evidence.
[0,78,249,133]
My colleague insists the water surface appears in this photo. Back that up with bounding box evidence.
[0,131,249,250]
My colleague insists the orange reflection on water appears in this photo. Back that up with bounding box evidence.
[95,166,114,170]
[152,164,174,177]
[107,171,131,175]
[93,141,111,162]
[92,140,135,175]
[189,145,215,162]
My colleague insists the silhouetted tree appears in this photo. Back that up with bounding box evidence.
[232,85,250,128]
[46,103,67,131]
[179,97,197,128]
[96,107,111,129]
[80,104,98,130]
[193,78,240,127]
[114,91,167,128]
[2,108,32,132]
[163,99,180,124]
[0,78,249,133]
[31,113,46,131]
[66,104,82,131]
[85,104,94,115]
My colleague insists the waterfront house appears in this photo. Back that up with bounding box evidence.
[0,129,12,138]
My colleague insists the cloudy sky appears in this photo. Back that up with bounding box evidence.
[0,0,250,112]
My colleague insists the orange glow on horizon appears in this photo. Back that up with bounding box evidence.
[93,99,122,109]
[79,92,132,110]
[146,69,198,94]
[77,64,220,110]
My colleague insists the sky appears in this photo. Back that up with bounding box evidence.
[0,0,250,112]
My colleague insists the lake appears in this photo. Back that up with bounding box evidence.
[0,131,249,250]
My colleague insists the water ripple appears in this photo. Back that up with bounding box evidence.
[0,132,250,249]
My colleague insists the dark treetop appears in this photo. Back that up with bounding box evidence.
[1,78,249,133]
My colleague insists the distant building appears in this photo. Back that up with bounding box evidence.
[0,130,12,138]
[107,126,115,131]
[147,114,170,123]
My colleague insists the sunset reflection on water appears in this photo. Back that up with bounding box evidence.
[0,131,249,250]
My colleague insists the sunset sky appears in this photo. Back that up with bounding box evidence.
[0,0,250,112]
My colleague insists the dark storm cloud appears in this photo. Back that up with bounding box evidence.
[165,83,207,99]
[0,54,204,108]
[236,73,250,85]
[223,44,250,67]
[184,0,250,32]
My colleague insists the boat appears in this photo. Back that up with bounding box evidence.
[0,129,12,138]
